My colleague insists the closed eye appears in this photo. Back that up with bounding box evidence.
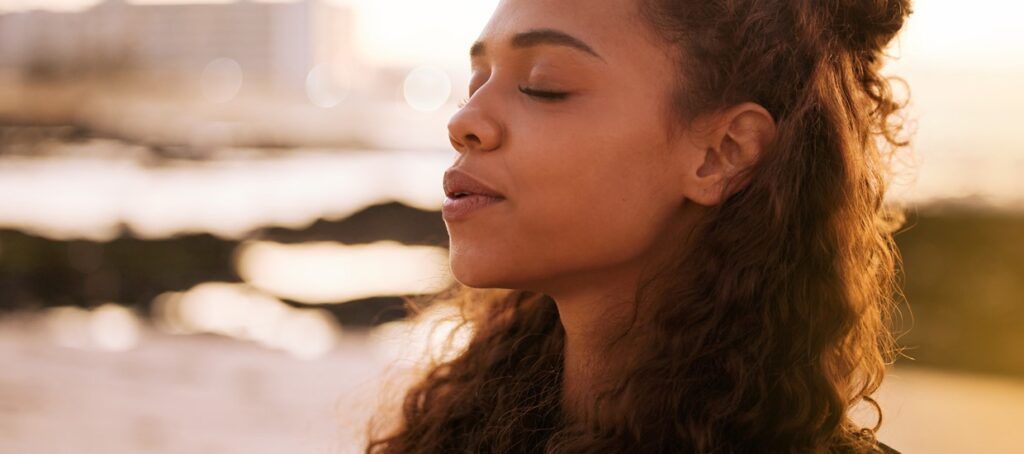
[518,85,570,101]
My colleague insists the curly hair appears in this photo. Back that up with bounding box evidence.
[365,0,914,452]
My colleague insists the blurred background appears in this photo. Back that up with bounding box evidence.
[0,0,1021,452]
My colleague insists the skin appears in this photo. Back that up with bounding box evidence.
[444,0,776,422]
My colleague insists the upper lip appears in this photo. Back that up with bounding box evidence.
[443,168,505,199]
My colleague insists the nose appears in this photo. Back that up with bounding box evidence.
[447,100,502,153]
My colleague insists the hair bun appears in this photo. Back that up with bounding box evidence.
[830,0,913,53]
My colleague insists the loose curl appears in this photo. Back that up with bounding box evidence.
[366,0,913,452]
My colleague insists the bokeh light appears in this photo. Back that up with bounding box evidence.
[235,240,452,304]
[45,303,141,351]
[403,66,452,112]
[89,303,142,351]
[152,282,341,359]
[305,63,350,108]
[200,58,244,103]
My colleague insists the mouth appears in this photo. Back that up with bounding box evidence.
[442,193,505,221]
[442,168,505,200]
[449,191,503,200]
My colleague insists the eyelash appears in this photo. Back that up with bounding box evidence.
[518,85,570,101]
[457,86,570,108]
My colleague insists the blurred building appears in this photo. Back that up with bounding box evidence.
[0,0,355,93]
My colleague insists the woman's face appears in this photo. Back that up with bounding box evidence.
[445,0,703,294]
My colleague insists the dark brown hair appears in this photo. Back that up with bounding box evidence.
[366,0,913,452]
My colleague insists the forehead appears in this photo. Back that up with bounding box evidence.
[476,0,661,63]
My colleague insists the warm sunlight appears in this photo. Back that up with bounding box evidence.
[2,1,1022,453]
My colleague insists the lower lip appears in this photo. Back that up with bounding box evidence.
[442,194,505,221]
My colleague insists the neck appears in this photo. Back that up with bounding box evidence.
[550,270,647,424]
[547,206,703,424]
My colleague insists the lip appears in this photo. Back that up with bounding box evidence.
[442,194,505,221]
[443,168,505,199]
[442,168,506,222]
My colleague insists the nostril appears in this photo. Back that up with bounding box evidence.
[449,133,468,151]
[464,133,481,145]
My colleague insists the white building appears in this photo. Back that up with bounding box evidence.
[0,0,355,93]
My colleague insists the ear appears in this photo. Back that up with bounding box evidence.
[681,102,776,206]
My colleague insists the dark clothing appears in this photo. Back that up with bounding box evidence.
[877,440,900,454]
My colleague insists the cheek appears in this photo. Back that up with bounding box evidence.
[510,139,677,270]
[539,177,660,254]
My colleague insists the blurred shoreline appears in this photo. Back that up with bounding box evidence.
[1,313,1022,454]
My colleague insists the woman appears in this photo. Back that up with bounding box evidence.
[367,0,911,452]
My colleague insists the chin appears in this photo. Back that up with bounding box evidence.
[448,249,524,289]
[447,237,545,290]
[450,255,551,294]
[449,259,503,289]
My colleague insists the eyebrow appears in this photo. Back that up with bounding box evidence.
[470,28,605,63]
